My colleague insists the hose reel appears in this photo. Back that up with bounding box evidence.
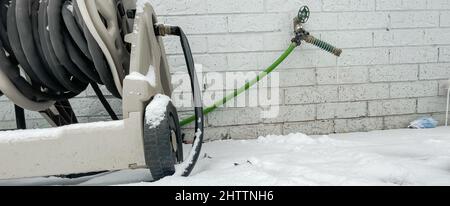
[0,0,133,123]
[0,0,204,179]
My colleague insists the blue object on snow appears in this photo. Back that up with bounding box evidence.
[408,117,438,129]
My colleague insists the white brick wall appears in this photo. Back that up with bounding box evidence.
[1,0,450,139]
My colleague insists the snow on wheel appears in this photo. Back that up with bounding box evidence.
[143,95,183,181]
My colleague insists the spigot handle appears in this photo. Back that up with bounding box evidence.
[297,6,310,23]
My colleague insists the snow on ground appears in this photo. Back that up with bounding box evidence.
[1,127,450,186]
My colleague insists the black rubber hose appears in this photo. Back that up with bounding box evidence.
[0,37,78,102]
[91,83,119,121]
[7,0,44,87]
[64,32,102,83]
[16,0,64,92]
[47,0,89,84]
[1,0,121,119]
[61,1,93,61]
[39,0,86,93]
[72,0,121,98]
[30,0,47,65]
[14,105,26,129]
[165,26,204,177]
[0,0,17,64]
[55,100,78,125]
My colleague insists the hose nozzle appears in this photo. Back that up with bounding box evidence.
[304,35,342,57]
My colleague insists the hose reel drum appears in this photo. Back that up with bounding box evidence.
[0,0,203,180]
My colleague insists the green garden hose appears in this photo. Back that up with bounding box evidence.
[180,42,297,127]
[180,5,342,127]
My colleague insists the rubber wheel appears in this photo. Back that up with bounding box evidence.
[143,102,183,181]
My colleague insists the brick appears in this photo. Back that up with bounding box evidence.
[168,54,229,73]
[390,11,440,29]
[280,69,316,87]
[441,12,450,27]
[317,102,367,119]
[228,125,258,139]
[439,46,450,62]
[227,53,259,71]
[417,97,447,113]
[373,29,426,47]
[334,117,384,133]
[323,0,375,11]
[0,95,8,102]
[390,81,438,98]
[152,0,207,15]
[0,121,17,130]
[161,16,228,35]
[182,126,231,142]
[207,34,264,53]
[256,124,283,137]
[265,0,323,12]
[25,110,43,120]
[21,119,53,129]
[0,102,14,121]
[383,114,424,129]
[220,72,263,90]
[283,120,335,135]
[390,47,438,64]
[263,33,295,51]
[431,113,447,126]
[258,49,336,69]
[376,0,427,10]
[285,86,339,105]
[420,63,450,80]
[208,107,262,126]
[306,13,339,31]
[193,54,229,72]
[163,36,208,55]
[70,98,123,118]
[425,29,450,45]
[439,80,450,96]
[263,105,316,123]
[368,99,417,116]
[204,108,237,128]
[317,67,369,85]
[320,30,373,48]
[369,65,419,82]
[208,88,264,108]
[204,127,231,141]
[207,0,264,14]
[228,14,286,33]
[339,84,390,101]
[338,48,389,66]
[338,12,389,30]
[427,0,450,10]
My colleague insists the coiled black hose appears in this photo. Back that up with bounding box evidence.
[0,0,119,119]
